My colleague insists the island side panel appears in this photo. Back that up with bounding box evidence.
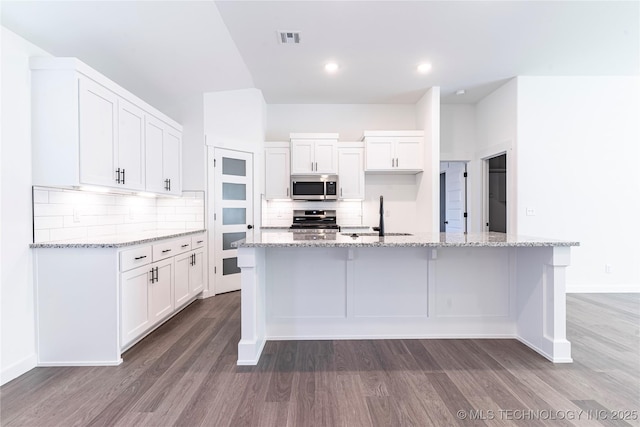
[237,247,266,365]
[515,246,572,362]
[34,248,121,365]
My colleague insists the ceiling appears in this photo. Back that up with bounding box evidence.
[2,1,638,117]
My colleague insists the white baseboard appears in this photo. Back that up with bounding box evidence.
[1,353,37,386]
[567,284,640,293]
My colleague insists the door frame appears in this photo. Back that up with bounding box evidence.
[482,151,508,233]
[206,146,255,296]
[439,161,468,233]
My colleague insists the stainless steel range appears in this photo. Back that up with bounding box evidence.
[290,209,339,240]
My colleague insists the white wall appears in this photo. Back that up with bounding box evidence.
[440,104,475,160]
[517,76,640,292]
[468,79,518,233]
[1,27,51,385]
[415,87,441,233]
[266,104,416,141]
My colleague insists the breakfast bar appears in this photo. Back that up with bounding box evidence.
[236,231,579,366]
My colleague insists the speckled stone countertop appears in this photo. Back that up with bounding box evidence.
[237,231,579,248]
[30,229,207,249]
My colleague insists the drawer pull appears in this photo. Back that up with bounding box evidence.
[134,255,147,260]
[181,244,189,248]
[161,249,172,253]
[196,240,203,244]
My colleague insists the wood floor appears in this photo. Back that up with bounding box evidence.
[2,293,638,426]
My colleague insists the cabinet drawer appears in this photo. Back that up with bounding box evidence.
[120,246,152,272]
[174,237,192,255]
[191,233,206,249]
[152,240,177,261]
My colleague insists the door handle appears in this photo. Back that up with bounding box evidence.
[315,162,318,171]
[247,224,254,230]
[115,168,121,183]
[121,168,125,185]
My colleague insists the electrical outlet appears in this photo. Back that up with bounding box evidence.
[605,264,613,274]
[73,209,81,223]
[526,208,536,216]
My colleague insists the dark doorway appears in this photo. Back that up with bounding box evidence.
[487,154,507,232]
[439,172,446,232]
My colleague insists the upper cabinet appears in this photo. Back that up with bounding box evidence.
[290,133,338,174]
[363,131,424,173]
[338,143,365,200]
[264,142,291,200]
[30,57,182,195]
[145,115,182,195]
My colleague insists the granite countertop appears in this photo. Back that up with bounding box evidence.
[236,231,579,248]
[30,229,207,249]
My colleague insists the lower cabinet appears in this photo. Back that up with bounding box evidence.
[174,248,205,309]
[120,233,206,349]
[33,232,208,366]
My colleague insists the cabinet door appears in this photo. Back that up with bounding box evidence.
[338,148,365,199]
[121,265,152,347]
[78,77,118,187]
[265,147,290,199]
[145,116,165,193]
[190,250,205,296]
[163,127,182,195]
[149,260,174,324]
[314,141,338,174]
[365,140,394,170]
[174,253,191,308]
[118,100,146,191]
[290,140,315,174]
[395,137,423,171]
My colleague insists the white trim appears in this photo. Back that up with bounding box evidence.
[38,358,123,367]
[517,336,573,363]
[0,353,37,386]
[566,284,640,293]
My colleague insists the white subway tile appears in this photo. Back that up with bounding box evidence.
[34,204,74,217]
[157,206,176,215]
[50,227,87,241]
[175,207,203,215]
[33,190,49,204]
[93,215,125,225]
[185,222,204,230]
[164,214,196,222]
[34,230,51,243]
[63,215,98,228]
[48,190,81,205]
[107,205,129,215]
[157,222,185,230]
[87,225,117,237]
[34,216,64,230]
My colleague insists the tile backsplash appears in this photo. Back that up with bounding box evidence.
[261,199,364,227]
[32,187,204,243]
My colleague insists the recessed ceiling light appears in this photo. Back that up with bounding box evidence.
[417,63,432,74]
[456,89,466,96]
[325,62,339,73]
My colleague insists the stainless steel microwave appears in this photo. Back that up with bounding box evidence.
[291,175,338,201]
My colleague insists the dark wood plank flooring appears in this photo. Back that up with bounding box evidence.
[2,293,638,426]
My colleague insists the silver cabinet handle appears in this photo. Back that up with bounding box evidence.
[286,187,289,196]
[315,162,318,171]
[161,249,172,253]
[340,188,343,197]
[196,240,204,244]
[181,244,189,248]
[134,255,147,260]
[311,162,314,171]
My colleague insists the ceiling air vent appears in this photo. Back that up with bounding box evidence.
[278,31,301,44]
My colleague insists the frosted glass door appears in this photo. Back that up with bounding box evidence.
[213,148,253,294]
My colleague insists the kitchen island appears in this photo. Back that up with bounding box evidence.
[236,231,579,365]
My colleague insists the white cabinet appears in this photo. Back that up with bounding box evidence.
[78,77,118,187]
[290,133,338,174]
[30,57,182,193]
[117,99,146,191]
[338,144,365,200]
[121,264,152,347]
[174,248,204,308]
[149,258,174,323]
[363,131,424,173]
[145,115,182,195]
[264,143,290,199]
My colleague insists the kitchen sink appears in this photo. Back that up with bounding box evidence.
[341,232,413,237]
